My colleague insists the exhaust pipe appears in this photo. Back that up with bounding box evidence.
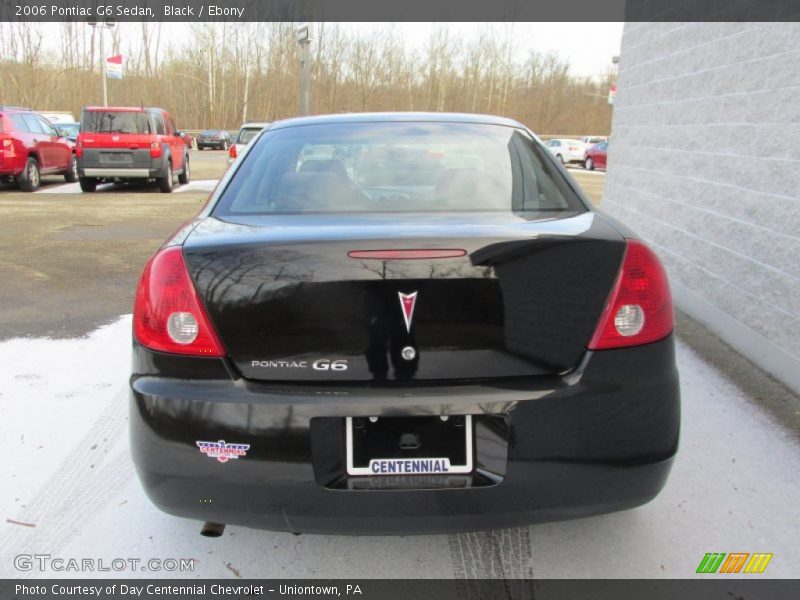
[200,522,225,537]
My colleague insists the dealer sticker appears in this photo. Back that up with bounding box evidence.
[196,440,250,463]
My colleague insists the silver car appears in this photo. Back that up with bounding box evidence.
[544,138,585,164]
[227,122,270,165]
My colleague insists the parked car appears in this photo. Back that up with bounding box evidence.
[227,121,270,165]
[180,132,196,150]
[130,112,678,535]
[544,138,584,164]
[196,129,231,150]
[37,111,76,125]
[584,141,608,170]
[0,106,77,191]
[580,135,607,147]
[76,106,189,193]
[56,122,80,142]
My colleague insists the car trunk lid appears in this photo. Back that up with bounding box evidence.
[182,212,625,382]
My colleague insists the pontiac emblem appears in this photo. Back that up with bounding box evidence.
[398,291,418,333]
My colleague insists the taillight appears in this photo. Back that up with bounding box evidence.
[588,240,674,350]
[228,144,237,160]
[1,137,14,157]
[133,246,224,357]
[150,142,162,158]
[75,139,83,158]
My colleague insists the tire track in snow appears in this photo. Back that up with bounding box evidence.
[448,527,536,599]
[0,385,132,577]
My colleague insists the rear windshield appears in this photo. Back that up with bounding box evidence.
[236,127,263,145]
[57,123,80,136]
[214,122,583,215]
[81,111,151,134]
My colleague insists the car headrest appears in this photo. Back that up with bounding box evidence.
[298,159,349,179]
[273,171,362,211]
[435,169,508,210]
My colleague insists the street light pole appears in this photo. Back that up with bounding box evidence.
[609,55,620,106]
[296,23,312,116]
[88,18,116,107]
[100,25,107,107]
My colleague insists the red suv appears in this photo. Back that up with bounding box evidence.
[0,106,77,191]
[76,107,189,193]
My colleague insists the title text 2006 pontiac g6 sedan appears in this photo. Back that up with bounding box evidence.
[130,113,679,535]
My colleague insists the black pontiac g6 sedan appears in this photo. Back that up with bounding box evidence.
[130,113,679,535]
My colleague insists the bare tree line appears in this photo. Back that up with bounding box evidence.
[0,22,615,134]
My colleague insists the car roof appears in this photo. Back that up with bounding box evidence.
[83,106,164,113]
[269,112,525,131]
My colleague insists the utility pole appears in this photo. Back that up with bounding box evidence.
[297,23,312,116]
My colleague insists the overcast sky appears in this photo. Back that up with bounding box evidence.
[342,22,624,76]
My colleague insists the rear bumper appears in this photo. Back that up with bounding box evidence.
[78,149,167,180]
[83,168,151,178]
[130,335,680,534]
[0,159,23,176]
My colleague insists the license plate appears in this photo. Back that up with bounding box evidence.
[345,415,473,476]
[100,152,132,164]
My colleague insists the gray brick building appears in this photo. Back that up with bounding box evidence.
[603,22,800,393]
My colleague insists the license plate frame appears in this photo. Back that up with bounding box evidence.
[345,415,473,476]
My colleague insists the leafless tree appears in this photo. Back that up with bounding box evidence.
[0,23,615,135]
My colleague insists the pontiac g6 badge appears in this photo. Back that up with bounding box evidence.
[196,440,250,463]
[398,291,418,332]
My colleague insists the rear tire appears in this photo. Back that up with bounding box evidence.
[17,156,41,192]
[79,177,98,192]
[159,161,174,193]
[586,157,594,171]
[64,154,78,183]
[178,156,190,184]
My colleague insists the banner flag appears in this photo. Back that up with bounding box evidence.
[106,55,123,80]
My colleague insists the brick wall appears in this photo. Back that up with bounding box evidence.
[603,22,800,392]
